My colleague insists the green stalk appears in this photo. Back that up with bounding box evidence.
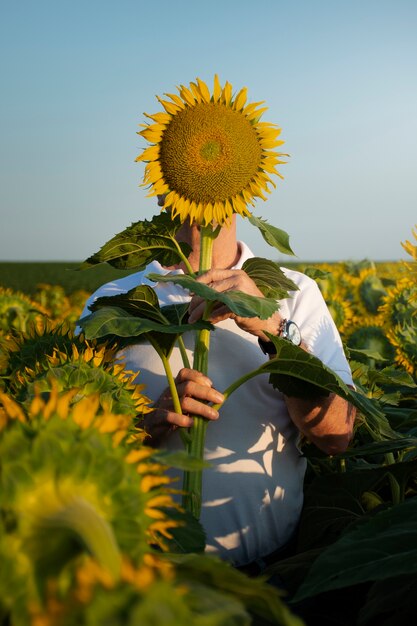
[177,335,191,369]
[182,225,218,517]
[211,364,267,411]
[148,335,191,446]
[172,237,196,276]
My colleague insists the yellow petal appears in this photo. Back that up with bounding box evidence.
[189,81,203,103]
[140,128,164,143]
[247,106,268,121]
[261,161,279,174]
[179,84,196,107]
[83,345,94,362]
[231,194,248,215]
[156,96,181,115]
[144,507,166,520]
[72,395,100,429]
[165,92,186,108]
[203,202,214,225]
[233,87,247,111]
[241,188,255,206]
[135,145,160,163]
[56,389,78,420]
[260,138,283,149]
[141,475,173,493]
[144,111,172,125]
[196,77,211,103]
[242,100,265,117]
[213,74,222,102]
[146,494,177,508]
[30,395,45,417]
[221,81,233,105]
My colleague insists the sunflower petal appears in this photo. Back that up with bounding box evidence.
[196,77,211,103]
[179,84,196,107]
[144,111,172,125]
[157,96,181,115]
[233,87,248,111]
[189,81,203,103]
[135,145,160,163]
[221,81,233,106]
[213,74,222,102]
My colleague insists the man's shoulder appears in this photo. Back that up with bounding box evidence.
[280,266,321,293]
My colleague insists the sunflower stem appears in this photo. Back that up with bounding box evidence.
[182,225,218,517]
[172,237,196,276]
[148,335,191,446]
[177,335,191,369]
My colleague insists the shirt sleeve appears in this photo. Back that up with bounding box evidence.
[280,269,354,386]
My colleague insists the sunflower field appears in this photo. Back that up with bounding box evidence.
[0,227,416,626]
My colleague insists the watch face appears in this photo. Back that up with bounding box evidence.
[284,321,301,346]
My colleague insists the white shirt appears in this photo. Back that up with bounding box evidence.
[80,241,353,566]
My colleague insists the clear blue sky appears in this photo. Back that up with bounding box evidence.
[1,0,416,262]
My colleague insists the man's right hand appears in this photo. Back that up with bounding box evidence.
[142,368,224,445]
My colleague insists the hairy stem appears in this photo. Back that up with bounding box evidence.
[182,225,218,517]
[148,335,191,446]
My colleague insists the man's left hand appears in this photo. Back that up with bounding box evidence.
[187,268,281,340]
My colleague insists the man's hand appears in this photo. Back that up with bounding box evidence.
[142,368,224,445]
[187,268,281,340]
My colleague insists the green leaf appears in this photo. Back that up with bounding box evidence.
[79,306,211,341]
[293,495,417,602]
[295,465,414,553]
[161,303,191,326]
[371,366,417,389]
[262,334,389,426]
[88,285,194,341]
[248,215,296,256]
[162,509,207,554]
[337,437,417,459]
[263,548,324,597]
[358,574,417,626]
[302,266,333,280]
[242,257,299,298]
[263,335,344,397]
[89,285,166,322]
[183,582,251,625]
[79,212,191,271]
[348,347,388,362]
[147,273,279,320]
[170,554,305,626]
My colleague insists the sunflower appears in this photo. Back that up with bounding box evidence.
[326,296,354,336]
[0,287,48,336]
[136,75,286,225]
[0,321,115,392]
[379,277,417,375]
[347,325,396,369]
[401,225,417,262]
[0,383,183,625]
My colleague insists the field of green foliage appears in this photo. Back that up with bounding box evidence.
[0,234,416,625]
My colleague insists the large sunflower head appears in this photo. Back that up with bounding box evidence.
[136,75,287,226]
[0,385,185,625]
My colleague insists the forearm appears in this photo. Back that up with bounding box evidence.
[284,393,356,455]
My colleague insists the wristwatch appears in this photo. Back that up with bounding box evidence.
[258,318,302,355]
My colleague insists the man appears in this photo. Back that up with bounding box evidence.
[80,210,355,570]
